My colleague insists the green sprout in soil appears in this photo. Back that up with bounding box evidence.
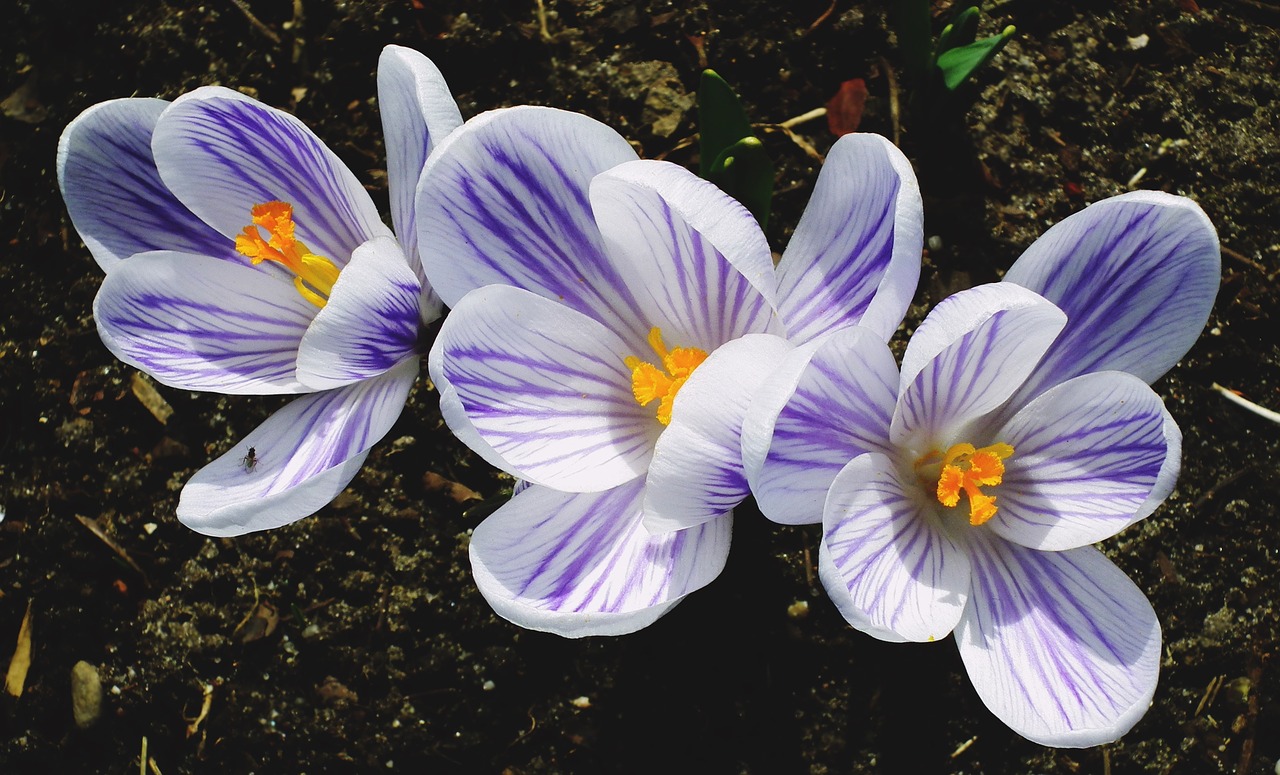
[900,1,1015,111]
[698,69,773,229]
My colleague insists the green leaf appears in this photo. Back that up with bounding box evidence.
[897,0,934,82]
[936,6,981,55]
[936,26,1015,91]
[698,69,754,179]
[707,136,773,229]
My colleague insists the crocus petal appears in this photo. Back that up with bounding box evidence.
[177,358,418,536]
[1003,192,1219,403]
[93,251,312,394]
[820,453,971,643]
[891,283,1066,448]
[590,159,777,353]
[415,106,640,321]
[296,237,422,390]
[956,534,1161,748]
[742,327,898,526]
[377,44,463,294]
[153,87,392,265]
[642,334,792,533]
[776,133,923,343]
[432,285,655,492]
[57,98,237,270]
[470,479,732,637]
[986,371,1177,551]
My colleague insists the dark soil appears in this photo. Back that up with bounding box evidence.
[1,1,1277,773]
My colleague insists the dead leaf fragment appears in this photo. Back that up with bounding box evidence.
[4,600,33,697]
[233,600,279,644]
[1,69,48,124]
[130,372,173,425]
[316,675,359,707]
[826,78,869,137]
[423,471,483,503]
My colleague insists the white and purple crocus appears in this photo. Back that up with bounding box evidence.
[419,108,923,636]
[742,192,1220,746]
[57,46,461,536]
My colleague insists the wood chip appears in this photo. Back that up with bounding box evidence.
[4,600,33,697]
[130,372,173,425]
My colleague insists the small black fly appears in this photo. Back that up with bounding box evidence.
[242,446,259,471]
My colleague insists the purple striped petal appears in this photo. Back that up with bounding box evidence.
[743,327,898,526]
[820,453,971,643]
[377,44,462,292]
[892,284,1066,449]
[987,371,1178,551]
[415,106,641,326]
[433,285,656,492]
[776,133,923,343]
[93,251,313,394]
[177,358,418,536]
[296,237,422,390]
[57,98,237,270]
[469,479,732,637]
[153,87,392,266]
[642,334,791,533]
[1003,192,1220,405]
[590,160,777,353]
[956,534,1161,747]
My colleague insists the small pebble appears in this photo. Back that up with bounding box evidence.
[787,600,810,620]
[482,679,495,691]
[70,660,103,729]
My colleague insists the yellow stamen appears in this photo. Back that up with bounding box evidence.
[235,201,341,308]
[929,442,1014,525]
[624,327,708,425]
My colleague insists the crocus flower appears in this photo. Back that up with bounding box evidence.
[418,108,923,635]
[57,46,461,536]
[742,192,1219,746]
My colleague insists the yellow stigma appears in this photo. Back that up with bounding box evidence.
[623,327,708,426]
[927,442,1014,525]
[235,201,341,308]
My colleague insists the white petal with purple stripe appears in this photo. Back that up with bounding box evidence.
[57,98,237,270]
[1003,191,1220,401]
[643,334,791,533]
[377,44,462,286]
[590,160,777,354]
[776,133,923,344]
[94,250,313,394]
[743,326,898,526]
[433,285,656,492]
[892,284,1066,448]
[178,357,419,536]
[153,87,392,265]
[956,534,1161,748]
[988,371,1177,551]
[296,237,422,391]
[469,479,733,637]
[821,453,971,643]
[416,106,640,323]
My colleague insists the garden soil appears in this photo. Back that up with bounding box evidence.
[1,1,1277,772]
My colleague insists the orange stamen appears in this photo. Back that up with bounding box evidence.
[931,442,1014,525]
[624,327,708,425]
[235,201,340,307]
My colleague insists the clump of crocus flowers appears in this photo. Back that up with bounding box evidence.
[59,46,1219,749]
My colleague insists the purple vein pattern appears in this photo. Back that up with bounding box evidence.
[60,47,460,534]
[751,201,1216,742]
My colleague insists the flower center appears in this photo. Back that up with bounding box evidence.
[917,442,1014,526]
[624,327,708,426]
[235,201,341,308]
